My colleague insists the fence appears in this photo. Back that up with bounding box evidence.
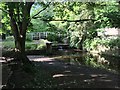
[30,32,64,40]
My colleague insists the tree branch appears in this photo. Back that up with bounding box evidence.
[31,2,51,19]
[8,6,20,40]
[21,2,34,36]
[33,18,96,22]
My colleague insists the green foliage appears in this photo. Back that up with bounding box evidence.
[84,38,110,51]
[31,19,49,32]
[59,2,120,49]
[94,2,119,28]
[47,33,61,42]
[2,41,15,50]
[108,37,120,49]
[52,2,95,49]
[36,39,47,50]
[5,36,14,41]
[25,43,37,50]
[36,44,46,50]
[84,36,120,51]
[25,39,48,50]
[26,33,33,42]
[2,2,120,52]
[106,11,120,28]
[69,32,80,48]
[2,37,49,50]
[2,36,15,50]
[0,3,11,34]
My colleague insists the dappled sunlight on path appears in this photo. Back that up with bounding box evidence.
[2,55,120,88]
[27,55,120,88]
[27,55,54,62]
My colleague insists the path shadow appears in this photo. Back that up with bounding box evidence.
[28,55,120,88]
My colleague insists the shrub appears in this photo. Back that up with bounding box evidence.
[83,38,110,51]
[47,34,58,41]
[108,37,120,49]
[25,43,37,50]
[3,41,15,50]
[36,39,47,50]
[36,44,46,50]
[26,33,33,42]
[5,36,14,41]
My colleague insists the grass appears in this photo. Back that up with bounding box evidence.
[2,38,48,50]
[2,41,15,50]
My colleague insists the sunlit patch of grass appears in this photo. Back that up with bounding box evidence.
[25,42,37,50]
[2,38,48,50]
[2,41,15,50]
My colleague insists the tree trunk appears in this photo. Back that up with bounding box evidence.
[79,34,87,50]
[14,37,32,65]
[7,2,34,65]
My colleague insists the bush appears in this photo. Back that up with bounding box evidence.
[69,36,80,49]
[5,36,14,41]
[47,34,58,41]
[84,37,120,51]
[83,38,110,51]
[3,37,34,50]
[36,39,47,50]
[3,37,53,51]
[108,37,120,49]
[26,33,33,42]
[25,43,37,50]
[36,44,46,50]
[3,41,15,50]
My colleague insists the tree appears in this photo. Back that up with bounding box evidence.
[6,2,34,64]
[1,1,119,65]
[0,2,34,64]
[47,1,119,50]
[0,2,53,65]
[50,2,96,50]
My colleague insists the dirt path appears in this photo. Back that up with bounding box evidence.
[2,55,120,88]
[28,55,120,88]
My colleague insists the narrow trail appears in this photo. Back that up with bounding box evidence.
[1,54,120,88]
[27,55,120,88]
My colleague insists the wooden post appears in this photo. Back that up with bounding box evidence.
[2,33,6,40]
[46,42,52,55]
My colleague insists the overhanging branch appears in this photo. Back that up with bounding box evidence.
[33,18,96,22]
[31,2,51,19]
